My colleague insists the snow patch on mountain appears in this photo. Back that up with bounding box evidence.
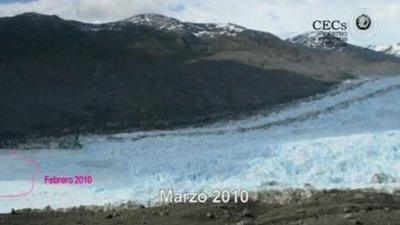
[287,31,323,47]
[121,13,246,37]
[287,31,347,49]
[368,43,400,57]
[124,14,184,31]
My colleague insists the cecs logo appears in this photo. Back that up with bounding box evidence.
[356,14,371,30]
[312,20,347,31]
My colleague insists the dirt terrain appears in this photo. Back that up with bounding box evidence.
[2,189,400,225]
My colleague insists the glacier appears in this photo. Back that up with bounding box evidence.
[0,75,400,212]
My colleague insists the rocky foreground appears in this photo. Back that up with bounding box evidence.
[2,189,400,225]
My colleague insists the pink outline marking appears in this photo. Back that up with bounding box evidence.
[0,149,40,199]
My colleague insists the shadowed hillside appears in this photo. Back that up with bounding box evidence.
[0,13,399,144]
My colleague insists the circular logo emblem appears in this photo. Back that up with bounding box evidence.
[348,9,378,42]
[356,14,371,30]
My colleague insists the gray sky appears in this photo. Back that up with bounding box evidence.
[0,0,398,45]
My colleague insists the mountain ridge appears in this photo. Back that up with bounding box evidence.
[0,12,399,145]
[368,43,400,57]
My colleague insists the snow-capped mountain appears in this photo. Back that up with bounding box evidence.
[114,13,246,38]
[287,31,347,49]
[287,31,323,47]
[124,13,184,30]
[368,43,400,57]
[1,12,399,147]
[289,31,400,59]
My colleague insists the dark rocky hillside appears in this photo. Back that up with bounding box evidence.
[0,13,399,145]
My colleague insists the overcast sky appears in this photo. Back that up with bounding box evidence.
[0,0,398,45]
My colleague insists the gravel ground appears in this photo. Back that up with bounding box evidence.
[2,189,400,225]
